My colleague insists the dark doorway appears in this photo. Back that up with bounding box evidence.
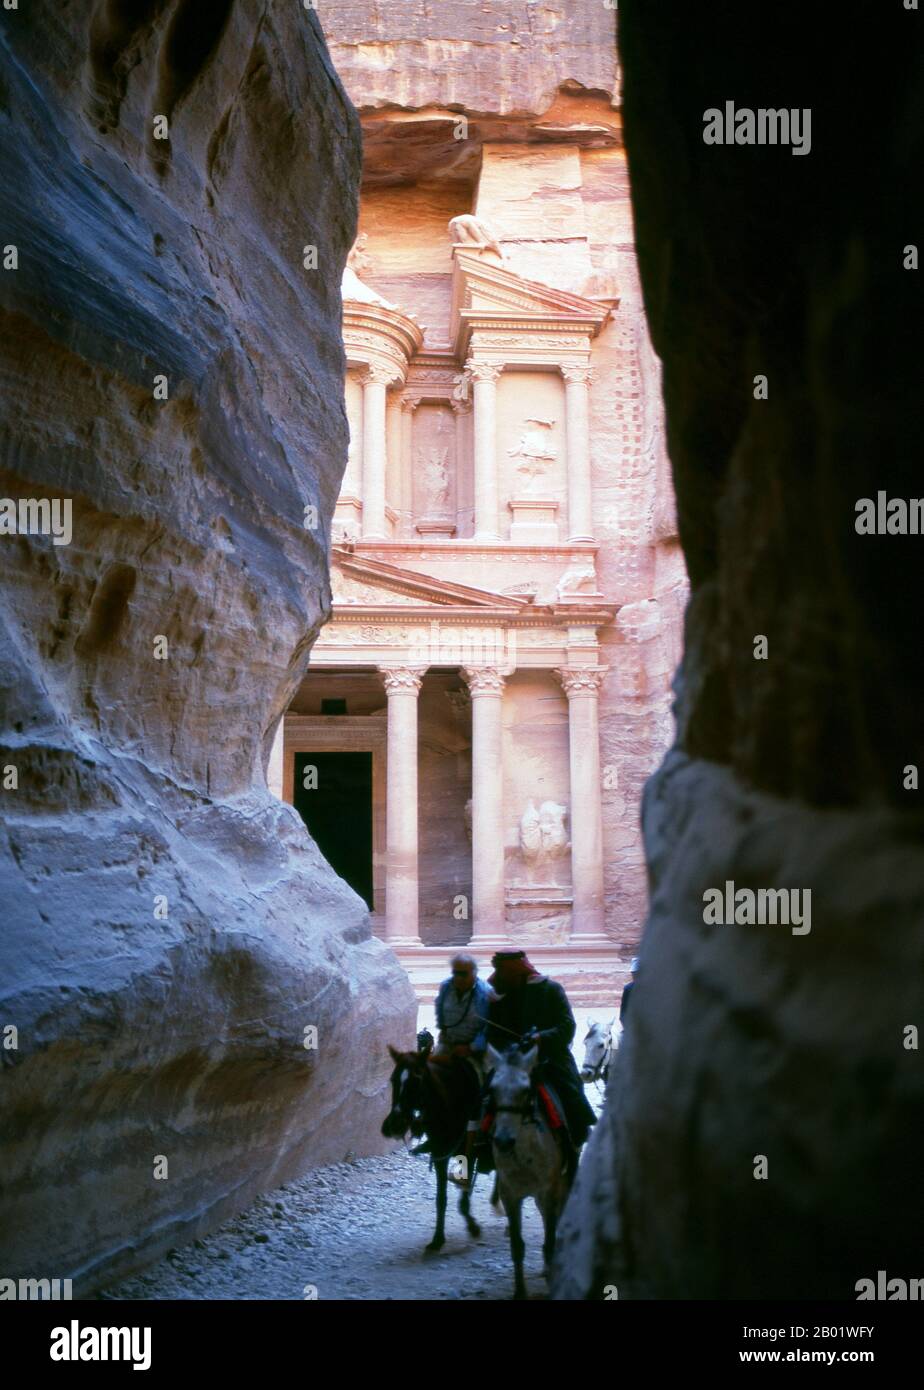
[293,751,374,909]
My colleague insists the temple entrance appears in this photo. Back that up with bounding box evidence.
[293,751,374,909]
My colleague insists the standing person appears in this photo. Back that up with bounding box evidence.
[619,956,639,1026]
[485,949,597,1149]
[432,952,493,1187]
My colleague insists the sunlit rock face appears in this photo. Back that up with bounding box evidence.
[328,0,619,186]
[554,3,924,1299]
[0,1,415,1293]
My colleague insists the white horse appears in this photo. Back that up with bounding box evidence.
[486,1043,571,1300]
[579,1018,616,1087]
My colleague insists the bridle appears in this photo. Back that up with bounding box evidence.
[583,1028,613,1085]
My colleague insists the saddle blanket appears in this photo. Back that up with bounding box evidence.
[481,1083,565,1132]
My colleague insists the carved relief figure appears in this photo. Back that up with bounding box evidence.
[451,371,470,404]
[448,214,505,260]
[347,232,373,276]
[556,564,598,601]
[507,417,558,493]
[420,446,451,512]
[341,232,398,309]
[519,800,542,861]
[539,801,569,859]
[517,798,570,883]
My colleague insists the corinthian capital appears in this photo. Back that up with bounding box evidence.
[362,363,400,388]
[462,665,506,696]
[464,360,504,385]
[560,365,596,386]
[380,665,426,695]
[554,665,609,697]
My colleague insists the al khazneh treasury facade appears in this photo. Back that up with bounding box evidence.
[268,2,688,1000]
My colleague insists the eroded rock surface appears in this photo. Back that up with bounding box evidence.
[554,2,924,1298]
[0,0,415,1293]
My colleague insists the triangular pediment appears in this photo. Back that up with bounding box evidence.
[451,249,612,333]
[330,546,531,612]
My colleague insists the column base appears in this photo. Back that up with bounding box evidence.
[466,929,520,951]
[568,931,614,949]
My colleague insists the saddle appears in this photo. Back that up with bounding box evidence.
[478,1078,570,1143]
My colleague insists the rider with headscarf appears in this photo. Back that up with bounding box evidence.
[485,949,597,1148]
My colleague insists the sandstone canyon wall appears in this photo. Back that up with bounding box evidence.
[0,1,415,1293]
[555,1,924,1298]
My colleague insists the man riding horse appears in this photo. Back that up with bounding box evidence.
[429,952,493,1188]
[484,949,597,1152]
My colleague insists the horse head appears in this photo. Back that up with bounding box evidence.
[381,1045,429,1139]
[486,1042,539,1153]
[579,1018,615,1082]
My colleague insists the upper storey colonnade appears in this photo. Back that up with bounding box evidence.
[337,219,614,549]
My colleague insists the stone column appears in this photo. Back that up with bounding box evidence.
[555,665,609,941]
[463,665,507,942]
[400,397,419,538]
[561,366,596,543]
[466,360,503,542]
[381,665,425,946]
[361,365,392,539]
[385,389,403,533]
[451,397,471,537]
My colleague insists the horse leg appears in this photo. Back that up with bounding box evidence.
[490,1174,500,1207]
[564,1141,579,1194]
[426,1157,447,1253]
[504,1196,527,1300]
[540,1194,559,1279]
[459,1156,481,1239]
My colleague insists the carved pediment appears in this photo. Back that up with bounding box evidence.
[330,546,532,613]
[450,248,613,358]
[333,574,422,607]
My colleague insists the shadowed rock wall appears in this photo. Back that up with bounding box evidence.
[555,0,924,1298]
[0,0,415,1293]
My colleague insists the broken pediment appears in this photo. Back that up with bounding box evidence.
[450,246,614,359]
[330,546,532,613]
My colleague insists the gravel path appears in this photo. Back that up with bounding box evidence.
[100,1006,614,1302]
[100,1149,553,1302]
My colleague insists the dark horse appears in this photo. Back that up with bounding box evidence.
[382,1043,483,1252]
